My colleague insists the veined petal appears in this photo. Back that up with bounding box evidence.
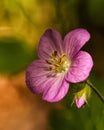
[66,51,93,83]
[43,74,69,102]
[38,29,63,60]
[63,28,90,58]
[26,60,69,102]
[26,60,54,94]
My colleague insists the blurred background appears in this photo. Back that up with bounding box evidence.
[0,0,104,130]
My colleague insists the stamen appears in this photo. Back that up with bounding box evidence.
[46,60,52,64]
[61,54,66,58]
[50,59,56,64]
[54,64,60,67]
[52,50,57,57]
[48,66,53,71]
[46,51,71,74]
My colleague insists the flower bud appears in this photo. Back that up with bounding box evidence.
[73,81,91,108]
[75,93,86,108]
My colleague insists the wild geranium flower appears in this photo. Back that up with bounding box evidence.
[26,28,93,102]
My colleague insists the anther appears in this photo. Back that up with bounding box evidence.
[48,66,53,71]
[46,60,52,64]
[61,54,66,58]
[52,50,57,57]
[46,52,70,74]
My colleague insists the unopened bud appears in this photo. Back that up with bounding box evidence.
[73,81,91,108]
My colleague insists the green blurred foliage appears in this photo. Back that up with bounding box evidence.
[0,37,35,74]
[88,0,104,27]
[51,0,79,35]
[49,74,104,130]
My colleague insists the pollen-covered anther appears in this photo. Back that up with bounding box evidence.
[46,51,71,74]
[48,66,53,71]
[52,50,58,57]
[46,60,52,64]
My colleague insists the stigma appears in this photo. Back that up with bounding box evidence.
[46,50,71,74]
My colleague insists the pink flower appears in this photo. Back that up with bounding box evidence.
[26,28,93,102]
[75,93,86,108]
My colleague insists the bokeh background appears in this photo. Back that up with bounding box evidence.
[0,0,104,130]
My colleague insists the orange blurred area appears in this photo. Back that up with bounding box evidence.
[0,73,49,130]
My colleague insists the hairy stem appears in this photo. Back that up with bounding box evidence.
[86,80,104,103]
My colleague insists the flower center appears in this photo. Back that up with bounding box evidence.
[46,51,71,74]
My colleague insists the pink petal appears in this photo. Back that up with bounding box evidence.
[63,28,90,58]
[75,94,86,108]
[26,60,54,94]
[43,74,69,102]
[66,51,93,83]
[38,29,63,60]
[26,60,69,102]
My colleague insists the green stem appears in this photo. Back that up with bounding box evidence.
[86,80,104,103]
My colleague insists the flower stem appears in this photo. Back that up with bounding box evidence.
[86,80,104,103]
